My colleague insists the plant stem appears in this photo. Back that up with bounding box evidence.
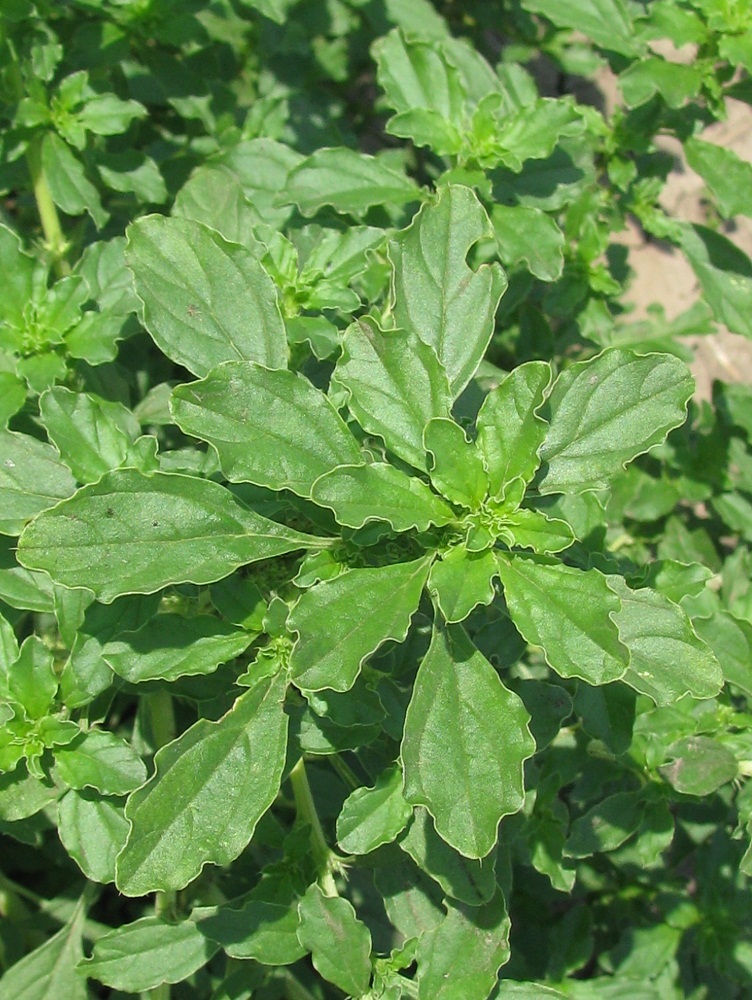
[277,968,320,1000]
[146,688,177,751]
[25,133,70,278]
[329,753,361,791]
[289,756,339,896]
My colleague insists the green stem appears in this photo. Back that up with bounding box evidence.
[329,754,361,791]
[277,969,320,1000]
[289,757,339,897]
[25,133,70,278]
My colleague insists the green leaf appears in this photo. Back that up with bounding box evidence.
[284,147,420,217]
[504,508,575,554]
[171,362,363,497]
[289,557,431,692]
[126,216,287,377]
[17,470,321,603]
[41,132,107,228]
[39,388,136,484]
[0,430,77,536]
[8,636,57,719]
[399,805,497,904]
[659,736,738,796]
[57,790,129,884]
[296,885,372,997]
[0,372,26,426]
[53,730,147,795]
[491,204,565,281]
[196,874,306,965]
[428,544,497,623]
[538,349,693,494]
[0,764,57,822]
[476,361,551,499]
[81,916,217,993]
[311,463,454,532]
[375,845,445,938]
[424,418,488,509]
[116,674,288,896]
[495,553,629,684]
[416,889,510,1000]
[565,791,644,858]
[574,681,636,755]
[490,98,585,173]
[96,151,167,204]
[685,138,752,218]
[607,577,723,705]
[694,611,752,697]
[337,764,413,854]
[101,613,253,683]
[333,319,452,471]
[402,621,533,858]
[172,165,261,244]
[522,0,640,56]
[0,223,36,332]
[681,224,752,339]
[0,891,87,1000]
[389,185,506,396]
[374,29,466,122]
[619,57,703,108]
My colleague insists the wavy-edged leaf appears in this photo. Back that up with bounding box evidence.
[296,885,372,997]
[428,544,497,623]
[389,185,506,396]
[116,674,288,896]
[289,557,431,692]
[538,349,693,494]
[522,0,640,56]
[0,430,77,536]
[53,730,147,796]
[681,224,752,339]
[17,470,322,603]
[311,463,454,532]
[607,576,723,705]
[685,137,752,219]
[424,417,488,509]
[402,621,533,858]
[58,790,129,885]
[101,613,253,684]
[476,361,551,499]
[171,362,362,497]
[491,203,565,281]
[694,611,752,697]
[126,215,287,376]
[80,916,217,993]
[337,764,413,855]
[333,318,452,471]
[284,147,420,216]
[504,508,575,554]
[495,553,629,684]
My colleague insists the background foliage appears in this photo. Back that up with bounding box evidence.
[1,0,752,997]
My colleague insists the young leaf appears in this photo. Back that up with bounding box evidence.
[416,888,510,1000]
[659,736,738,796]
[8,636,57,719]
[296,885,372,997]
[116,673,288,896]
[57,790,129,885]
[503,508,575,555]
[336,764,413,854]
[0,891,88,1000]
[289,557,431,692]
[685,137,752,219]
[284,147,420,216]
[126,216,288,376]
[41,132,107,228]
[101,614,254,684]
[81,916,217,993]
[681,224,752,340]
[495,553,629,684]
[53,729,147,796]
[0,223,36,332]
[475,361,551,499]
[401,621,533,858]
[0,430,77,536]
[172,165,262,244]
[564,791,645,858]
[171,362,363,497]
[333,319,452,471]
[311,463,455,532]
[39,388,136,484]
[522,0,640,56]
[195,875,307,965]
[538,349,693,495]
[607,576,723,705]
[491,204,565,281]
[389,185,507,396]
[694,611,752,697]
[424,418,488,509]
[428,544,497,623]
[17,470,322,603]
[399,806,497,905]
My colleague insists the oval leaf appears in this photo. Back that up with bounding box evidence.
[0,430,76,536]
[126,215,287,376]
[17,470,322,603]
[337,764,413,855]
[296,885,372,997]
[401,621,534,858]
[116,674,288,896]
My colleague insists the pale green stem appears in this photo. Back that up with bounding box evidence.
[289,756,339,897]
[24,133,70,278]
[329,754,361,791]
[277,968,320,1000]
